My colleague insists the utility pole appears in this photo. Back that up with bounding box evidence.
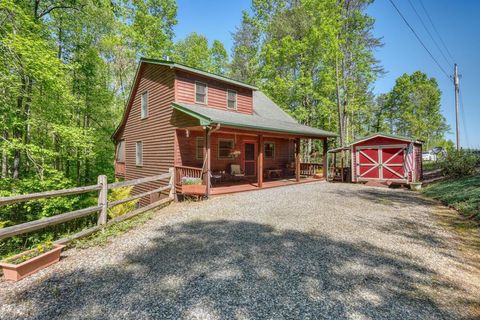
[454,63,460,150]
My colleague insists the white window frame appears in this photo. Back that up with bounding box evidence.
[218,139,234,159]
[264,142,275,159]
[141,91,148,119]
[195,81,208,104]
[226,89,237,110]
[196,137,204,160]
[135,141,143,166]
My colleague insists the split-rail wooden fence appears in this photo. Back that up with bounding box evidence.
[0,168,175,244]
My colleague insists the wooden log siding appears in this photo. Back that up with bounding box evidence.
[174,70,253,115]
[118,64,176,205]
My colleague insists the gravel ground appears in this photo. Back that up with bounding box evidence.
[1,182,479,319]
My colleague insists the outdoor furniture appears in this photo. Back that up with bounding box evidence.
[210,171,224,185]
[266,168,283,179]
[230,164,246,181]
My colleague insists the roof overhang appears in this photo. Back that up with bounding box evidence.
[349,133,423,146]
[172,103,337,139]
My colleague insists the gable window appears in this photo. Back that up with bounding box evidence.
[195,81,207,104]
[116,140,125,163]
[141,92,148,118]
[135,141,143,166]
[218,139,234,159]
[227,90,237,110]
[196,137,204,160]
[264,142,275,159]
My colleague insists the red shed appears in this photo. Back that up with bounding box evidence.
[350,133,423,184]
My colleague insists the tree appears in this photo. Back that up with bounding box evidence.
[172,32,229,75]
[383,71,448,147]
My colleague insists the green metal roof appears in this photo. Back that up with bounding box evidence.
[172,102,337,138]
[140,58,258,90]
[349,133,422,145]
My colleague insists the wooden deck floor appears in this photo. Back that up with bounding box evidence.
[210,177,323,195]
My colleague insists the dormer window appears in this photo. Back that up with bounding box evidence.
[195,81,207,104]
[227,90,237,110]
[141,91,148,118]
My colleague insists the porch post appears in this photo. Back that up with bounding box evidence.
[257,134,263,188]
[204,127,211,197]
[323,138,328,179]
[295,138,300,182]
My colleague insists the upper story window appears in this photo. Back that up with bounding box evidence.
[116,140,125,163]
[141,91,148,118]
[195,81,208,104]
[135,141,143,166]
[264,142,275,159]
[227,90,237,110]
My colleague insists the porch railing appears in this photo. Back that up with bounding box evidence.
[300,163,323,176]
[174,165,204,188]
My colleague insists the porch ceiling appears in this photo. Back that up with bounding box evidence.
[172,102,337,139]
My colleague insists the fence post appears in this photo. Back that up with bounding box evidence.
[97,175,108,225]
[168,167,176,201]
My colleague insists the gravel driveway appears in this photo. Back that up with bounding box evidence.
[1,182,479,319]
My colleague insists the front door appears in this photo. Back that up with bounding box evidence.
[244,142,256,176]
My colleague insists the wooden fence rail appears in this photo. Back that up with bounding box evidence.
[0,168,175,243]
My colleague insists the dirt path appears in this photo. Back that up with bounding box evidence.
[1,182,479,319]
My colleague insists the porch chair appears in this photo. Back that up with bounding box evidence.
[230,164,245,181]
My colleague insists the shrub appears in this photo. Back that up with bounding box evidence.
[439,150,480,178]
[107,186,139,219]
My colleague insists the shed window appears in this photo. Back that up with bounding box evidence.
[227,90,237,110]
[135,141,143,166]
[218,139,233,159]
[264,142,275,159]
[196,137,204,160]
[116,140,125,162]
[195,81,207,104]
[141,92,148,118]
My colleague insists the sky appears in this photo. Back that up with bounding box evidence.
[174,0,479,148]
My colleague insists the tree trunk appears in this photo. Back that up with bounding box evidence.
[1,131,7,178]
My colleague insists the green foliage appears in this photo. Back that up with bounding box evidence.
[172,32,229,75]
[6,241,54,265]
[181,177,202,185]
[383,71,448,147]
[423,175,480,220]
[107,186,139,218]
[439,150,480,178]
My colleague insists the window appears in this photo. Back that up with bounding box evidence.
[218,139,234,159]
[227,89,237,110]
[195,81,207,104]
[196,137,204,160]
[264,142,275,159]
[135,141,143,166]
[141,92,148,118]
[116,140,125,162]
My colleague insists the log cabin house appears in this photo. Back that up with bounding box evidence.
[113,58,336,202]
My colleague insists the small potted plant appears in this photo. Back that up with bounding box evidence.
[313,168,324,179]
[0,241,65,281]
[181,177,206,195]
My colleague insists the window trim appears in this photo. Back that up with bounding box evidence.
[116,140,125,163]
[194,81,208,104]
[264,141,275,159]
[141,91,148,119]
[226,89,237,110]
[218,138,234,160]
[196,136,204,160]
[135,141,143,166]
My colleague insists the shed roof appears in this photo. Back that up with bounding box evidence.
[349,133,423,145]
[172,102,337,138]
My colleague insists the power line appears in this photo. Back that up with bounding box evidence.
[459,88,469,148]
[418,0,455,64]
[387,0,451,80]
[407,0,452,67]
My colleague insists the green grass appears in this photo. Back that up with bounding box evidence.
[423,175,480,220]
